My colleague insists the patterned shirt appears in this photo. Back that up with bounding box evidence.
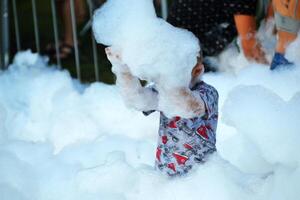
[146,81,219,176]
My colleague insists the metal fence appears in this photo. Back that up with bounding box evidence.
[0,0,168,82]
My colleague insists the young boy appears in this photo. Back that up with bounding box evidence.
[105,47,218,176]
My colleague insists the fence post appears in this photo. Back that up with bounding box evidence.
[12,0,21,51]
[87,0,99,81]
[31,0,40,53]
[51,0,61,67]
[161,0,168,20]
[1,0,9,69]
[70,0,81,81]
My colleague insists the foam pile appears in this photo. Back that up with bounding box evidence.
[92,0,200,89]
[0,45,300,200]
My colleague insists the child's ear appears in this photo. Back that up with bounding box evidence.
[192,63,204,77]
[192,64,199,77]
[194,68,201,75]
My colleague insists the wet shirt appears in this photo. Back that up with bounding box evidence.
[146,81,219,176]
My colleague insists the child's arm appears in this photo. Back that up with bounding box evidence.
[178,88,206,117]
[116,71,158,111]
[106,47,158,111]
[158,86,206,119]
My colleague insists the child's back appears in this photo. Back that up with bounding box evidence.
[155,81,218,176]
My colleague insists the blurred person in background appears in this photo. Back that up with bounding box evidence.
[167,0,269,71]
[45,0,109,60]
[270,0,300,70]
[44,0,88,60]
[167,0,300,71]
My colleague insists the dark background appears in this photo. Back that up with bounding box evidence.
[6,0,171,84]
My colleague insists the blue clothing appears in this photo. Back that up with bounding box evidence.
[270,52,293,70]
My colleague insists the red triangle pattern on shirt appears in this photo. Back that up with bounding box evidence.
[183,143,193,150]
[167,163,176,172]
[196,125,209,140]
[156,148,162,162]
[162,136,168,144]
[173,153,188,165]
[168,116,181,128]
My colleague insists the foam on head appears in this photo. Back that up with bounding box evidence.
[92,0,200,89]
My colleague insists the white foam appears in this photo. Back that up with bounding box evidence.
[92,0,200,89]
[0,38,300,200]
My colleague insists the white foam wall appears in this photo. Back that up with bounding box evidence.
[0,46,299,200]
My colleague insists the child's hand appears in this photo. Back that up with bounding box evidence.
[105,47,123,65]
[105,47,130,74]
[241,38,269,64]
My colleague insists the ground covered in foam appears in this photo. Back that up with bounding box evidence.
[0,48,300,200]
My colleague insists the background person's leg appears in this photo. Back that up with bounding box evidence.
[61,0,87,47]
[53,0,87,59]
[271,0,300,70]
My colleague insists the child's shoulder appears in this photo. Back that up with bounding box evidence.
[194,81,219,98]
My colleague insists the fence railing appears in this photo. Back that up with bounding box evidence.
[1,0,10,69]
[0,0,168,82]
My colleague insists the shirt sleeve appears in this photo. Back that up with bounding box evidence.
[197,84,219,119]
